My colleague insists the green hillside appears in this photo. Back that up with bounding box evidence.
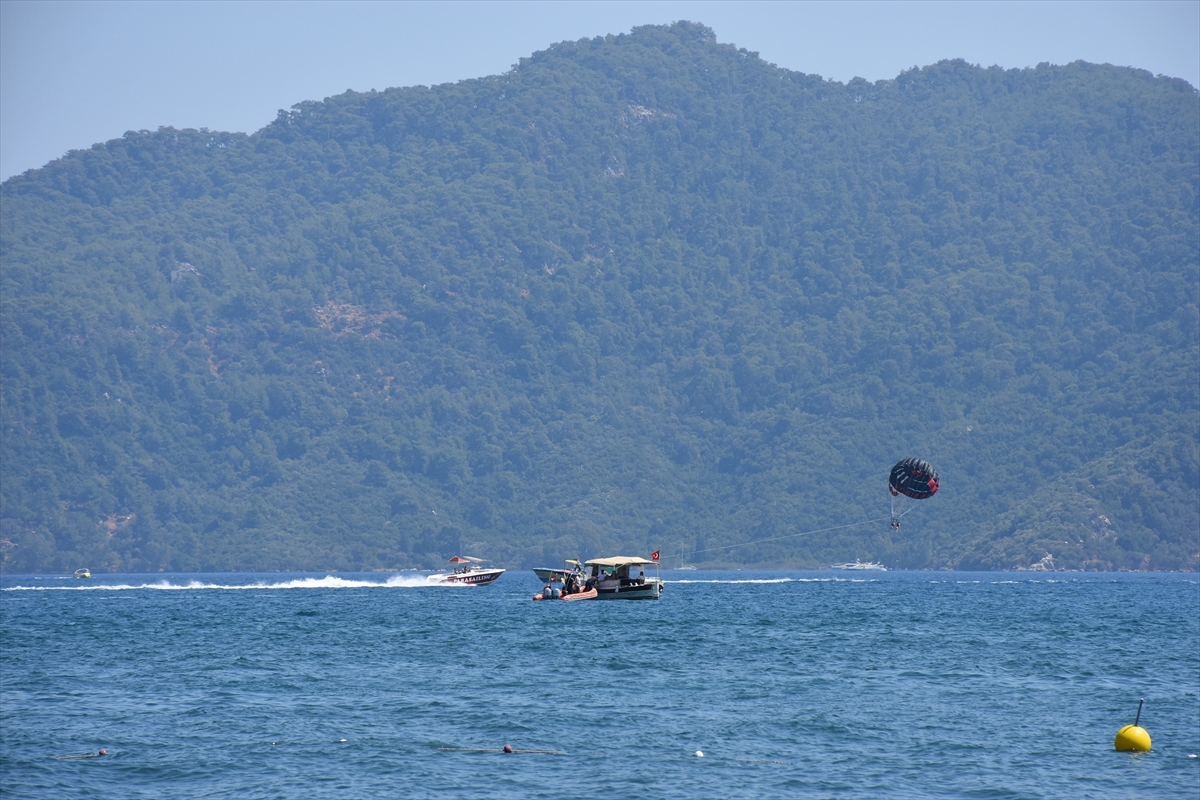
[2,22,1197,573]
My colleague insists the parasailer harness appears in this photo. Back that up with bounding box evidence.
[889,497,916,530]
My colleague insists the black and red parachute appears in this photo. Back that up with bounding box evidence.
[888,458,939,500]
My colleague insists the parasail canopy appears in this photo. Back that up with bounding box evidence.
[888,458,939,500]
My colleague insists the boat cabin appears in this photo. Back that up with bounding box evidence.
[583,556,664,600]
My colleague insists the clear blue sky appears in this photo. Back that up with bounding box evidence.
[2,0,1197,181]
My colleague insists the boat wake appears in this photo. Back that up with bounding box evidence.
[665,577,878,584]
[667,578,795,584]
[2,574,461,591]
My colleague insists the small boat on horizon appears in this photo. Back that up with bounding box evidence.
[830,560,887,571]
[73,568,91,579]
[426,556,505,586]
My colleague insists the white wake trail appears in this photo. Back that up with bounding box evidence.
[2,573,455,591]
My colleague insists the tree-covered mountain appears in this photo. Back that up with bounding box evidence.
[2,23,1197,573]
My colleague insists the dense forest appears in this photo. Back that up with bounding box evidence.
[2,23,1197,573]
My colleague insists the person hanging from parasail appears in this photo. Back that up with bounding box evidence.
[888,457,939,530]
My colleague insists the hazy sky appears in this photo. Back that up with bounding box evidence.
[2,0,1197,181]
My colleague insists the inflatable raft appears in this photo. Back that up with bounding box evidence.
[532,588,597,602]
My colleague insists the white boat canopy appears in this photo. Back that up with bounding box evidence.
[585,556,656,567]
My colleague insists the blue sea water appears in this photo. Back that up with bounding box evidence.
[2,570,1197,799]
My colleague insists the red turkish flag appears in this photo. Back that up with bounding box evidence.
[651,550,660,561]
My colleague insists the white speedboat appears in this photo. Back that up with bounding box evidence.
[73,568,91,579]
[584,556,664,600]
[427,556,505,586]
[830,560,887,571]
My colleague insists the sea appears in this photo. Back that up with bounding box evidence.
[2,569,1197,799]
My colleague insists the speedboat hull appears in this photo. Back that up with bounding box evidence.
[428,568,505,586]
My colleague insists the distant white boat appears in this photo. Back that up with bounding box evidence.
[73,568,91,579]
[830,560,886,571]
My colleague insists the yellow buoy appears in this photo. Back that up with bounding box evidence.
[1115,699,1151,752]
[1115,725,1151,751]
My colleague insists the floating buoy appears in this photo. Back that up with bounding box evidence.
[97,749,106,756]
[503,744,513,754]
[694,750,704,758]
[1115,698,1151,752]
[1115,725,1151,751]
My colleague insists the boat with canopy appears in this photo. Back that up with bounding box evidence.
[584,556,664,600]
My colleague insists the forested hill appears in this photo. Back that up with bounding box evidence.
[2,22,1197,574]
